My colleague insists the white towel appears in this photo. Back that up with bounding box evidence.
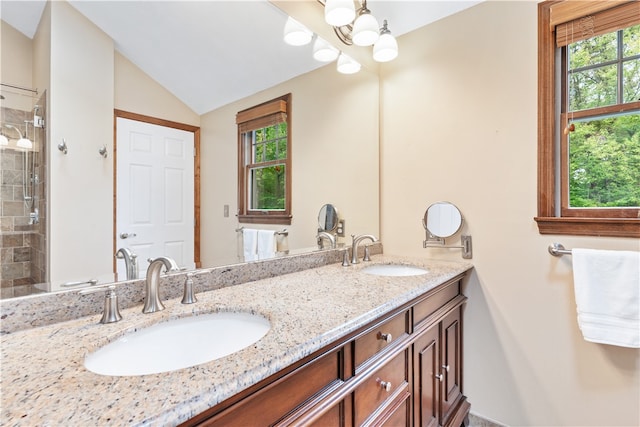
[257,229,276,260]
[572,248,640,348]
[242,228,258,262]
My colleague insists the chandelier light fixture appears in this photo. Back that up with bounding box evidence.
[2,124,33,149]
[351,2,379,46]
[372,20,398,62]
[283,16,313,46]
[337,53,362,74]
[282,0,398,74]
[324,0,356,27]
[313,36,340,62]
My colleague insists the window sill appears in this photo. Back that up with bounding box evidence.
[238,214,292,226]
[534,217,640,238]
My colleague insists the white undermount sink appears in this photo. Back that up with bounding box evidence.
[361,264,429,277]
[84,312,270,376]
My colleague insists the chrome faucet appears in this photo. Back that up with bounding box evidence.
[143,256,179,314]
[317,231,336,249]
[351,234,377,264]
[115,247,138,280]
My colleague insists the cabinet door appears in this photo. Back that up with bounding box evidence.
[441,308,463,424]
[413,324,440,427]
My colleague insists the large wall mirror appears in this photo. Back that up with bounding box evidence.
[0,1,380,299]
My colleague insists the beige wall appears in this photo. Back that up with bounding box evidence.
[380,2,639,425]
[114,52,199,126]
[199,64,380,267]
[47,1,115,289]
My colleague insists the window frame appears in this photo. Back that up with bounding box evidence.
[536,1,640,238]
[237,94,292,225]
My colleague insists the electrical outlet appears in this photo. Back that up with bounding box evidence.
[224,205,229,217]
[337,219,345,237]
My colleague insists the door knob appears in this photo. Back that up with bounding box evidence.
[120,232,137,239]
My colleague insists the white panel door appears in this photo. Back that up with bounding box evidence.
[116,117,195,279]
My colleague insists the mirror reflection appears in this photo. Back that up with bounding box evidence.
[0,1,380,299]
[318,203,339,233]
[316,204,339,249]
[423,201,463,238]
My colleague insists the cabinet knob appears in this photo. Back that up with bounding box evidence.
[377,332,392,343]
[377,378,392,392]
[435,373,444,382]
[442,364,450,372]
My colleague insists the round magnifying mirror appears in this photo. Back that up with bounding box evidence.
[423,202,463,238]
[318,204,339,232]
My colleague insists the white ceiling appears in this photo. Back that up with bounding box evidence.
[1,0,482,114]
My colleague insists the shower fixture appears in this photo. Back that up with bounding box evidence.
[2,119,39,223]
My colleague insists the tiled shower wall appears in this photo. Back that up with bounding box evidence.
[0,95,47,297]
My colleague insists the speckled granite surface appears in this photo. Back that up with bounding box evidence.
[1,254,472,426]
[0,246,359,334]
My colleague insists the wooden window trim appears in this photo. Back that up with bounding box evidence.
[535,1,640,238]
[237,94,292,226]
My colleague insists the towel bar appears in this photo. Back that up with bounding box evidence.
[549,243,572,256]
[236,227,288,237]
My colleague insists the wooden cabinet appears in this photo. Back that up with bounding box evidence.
[182,275,469,427]
[414,307,468,427]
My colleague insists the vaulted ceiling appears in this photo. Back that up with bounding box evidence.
[1,1,482,114]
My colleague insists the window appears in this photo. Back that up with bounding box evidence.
[536,1,640,237]
[237,94,292,225]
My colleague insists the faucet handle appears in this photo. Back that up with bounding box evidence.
[181,273,197,304]
[79,286,123,324]
[342,250,351,267]
[363,245,371,262]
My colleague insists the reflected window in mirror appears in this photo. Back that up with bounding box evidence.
[237,94,292,225]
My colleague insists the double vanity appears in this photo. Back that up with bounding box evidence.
[0,251,472,426]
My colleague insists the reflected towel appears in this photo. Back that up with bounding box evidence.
[572,248,640,348]
[242,228,258,262]
[257,229,276,260]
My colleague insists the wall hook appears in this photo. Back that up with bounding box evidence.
[98,145,108,158]
[58,138,68,154]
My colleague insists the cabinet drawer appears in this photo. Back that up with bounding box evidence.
[379,392,411,427]
[354,350,410,426]
[354,311,409,367]
[202,350,341,426]
[413,281,460,327]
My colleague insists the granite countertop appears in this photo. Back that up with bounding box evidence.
[0,255,472,426]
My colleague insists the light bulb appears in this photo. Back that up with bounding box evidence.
[283,16,312,46]
[324,0,356,27]
[352,8,379,46]
[16,137,33,149]
[337,53,361,74]
[313,37,339,62]
[0,134,8,146]
[373,21,398,62]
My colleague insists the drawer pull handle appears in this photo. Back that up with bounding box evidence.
[377,332,392,343]
[435,373,444,382]
[377,378,392,392]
